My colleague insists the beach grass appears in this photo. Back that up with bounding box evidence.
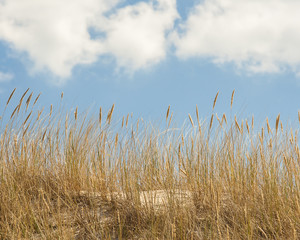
[0,89,299,239]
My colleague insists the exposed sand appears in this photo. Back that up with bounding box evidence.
[77,189,194,211]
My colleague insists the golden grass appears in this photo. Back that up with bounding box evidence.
[0,89,299,239]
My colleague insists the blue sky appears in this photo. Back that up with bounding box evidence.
[1,0,300,128]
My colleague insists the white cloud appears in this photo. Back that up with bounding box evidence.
[0,71,13,82]
[98,0,178,71]
[0,0,117,79]
[0,0,177,81]
[173,0,300,75]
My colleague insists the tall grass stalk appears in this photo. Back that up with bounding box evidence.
[0,89,299,239]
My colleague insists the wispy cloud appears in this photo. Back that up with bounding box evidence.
[0,71,13,82]
[0,0,177,82]
[173,0,300,75]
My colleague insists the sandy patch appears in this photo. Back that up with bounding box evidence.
[77,189,194,211]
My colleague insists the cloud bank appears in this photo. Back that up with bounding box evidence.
[1,0,300,81]
[174,0,300,75]
[0,0,177,79]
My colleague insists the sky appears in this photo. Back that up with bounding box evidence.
[1,0,300,128]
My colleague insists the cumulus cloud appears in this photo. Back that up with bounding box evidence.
[173,0,300,75]
[0,0,116,78]
[0,71,13,82]
[3,0,300,80]
[0,0,177,80]
[98,0,178,71]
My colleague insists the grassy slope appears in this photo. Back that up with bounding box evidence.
[0,89,299,239]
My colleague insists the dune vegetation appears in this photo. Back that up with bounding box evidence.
[0,89,299,239]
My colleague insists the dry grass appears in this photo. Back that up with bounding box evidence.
[0,89,299,239]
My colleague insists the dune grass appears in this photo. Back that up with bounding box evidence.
[0,89,299,239]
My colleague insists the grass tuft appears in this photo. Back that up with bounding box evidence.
[0,89,299,239]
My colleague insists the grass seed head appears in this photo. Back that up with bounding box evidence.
[276,114,280,134]
[122,116,124,128]
[106,104,115,124]
[246,119,250,134]
[266,117,271,134]
[33,93,41,106]
[231,89,235,108]
[25,92,33,111]
[196,105,200,122]
[126,113,129,128]
[74,107,78,120]
[166,105,170,122]
[222,113,227,125]
[209,114,214,130]
[19,88,30,106]
[10,105,19,119]
[50,104,53,117]
[23,111,32,126]
[213,91,219,110]
[188,114,194,128]
[6,88,16,106]
[17,88,30,115]
[99,107,102,126]
[235,116,241,134]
